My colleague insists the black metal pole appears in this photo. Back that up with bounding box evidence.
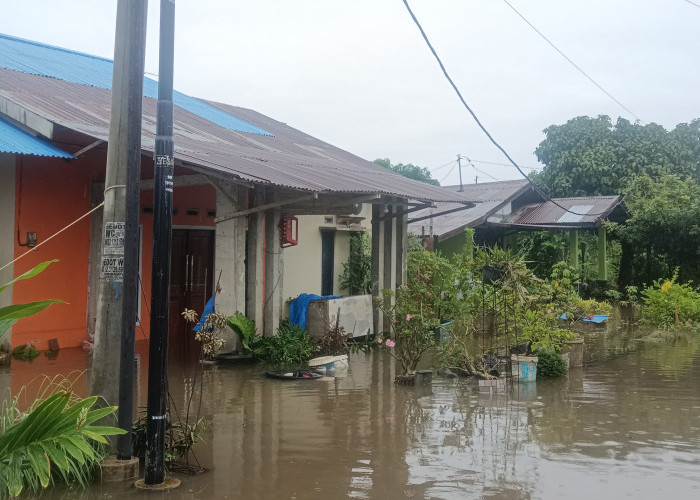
[145,0,175,485]
[116,0,148,462]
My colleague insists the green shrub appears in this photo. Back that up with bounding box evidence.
[641,275,700,328]
[226,311,256,353]
[252,321,314,369]
[536,349,568,378]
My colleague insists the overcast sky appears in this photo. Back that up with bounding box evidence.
[1,0,698,184]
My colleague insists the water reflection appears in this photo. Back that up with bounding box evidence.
[0,328,699,499]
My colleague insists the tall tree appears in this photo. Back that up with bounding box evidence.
[374,158,440,186]
[534,116,699,197]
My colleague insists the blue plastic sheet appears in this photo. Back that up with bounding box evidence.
[583,314,609,324]
[288,293,340,329]
[194,295,216,332]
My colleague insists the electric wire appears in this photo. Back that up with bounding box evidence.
[438,161,459,184]
[683,0,700,8]
[429,159,458,172]
[501,0,640,121]
[401,0,611,217]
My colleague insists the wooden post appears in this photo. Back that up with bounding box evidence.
[597,225,608,281]
[568,229,579,270]
[263,188,281,336]
[246,188,265,336]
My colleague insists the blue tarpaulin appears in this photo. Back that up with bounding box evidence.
[288,293,340,329]
[583,314,609,324]
[194,295,216,332]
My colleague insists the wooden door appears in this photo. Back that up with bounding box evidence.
[168,229,215,364]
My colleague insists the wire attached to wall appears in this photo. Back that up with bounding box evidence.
[401,0,613,217]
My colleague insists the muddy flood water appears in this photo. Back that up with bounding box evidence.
[2,319,700,499]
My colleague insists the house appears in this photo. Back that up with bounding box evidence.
[408,180,627,280]
[0,33,476,353]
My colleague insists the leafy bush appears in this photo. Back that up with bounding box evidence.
[226,311,256,353]
[536,349,568,378]
[0,390,124,499]
[572,298,612,317]
[521,309,577,352]
[1,260,63,340]
[252,321,314,369]
[338,231,372,295]
[641,275,700,327]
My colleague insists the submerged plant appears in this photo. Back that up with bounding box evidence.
[252,321,314,369]
[226,312,257,353]
[0,387,124,499]
[535,349,568,378]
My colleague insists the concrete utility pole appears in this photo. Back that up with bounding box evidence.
[457,154,463,192]
[90,0,148,412]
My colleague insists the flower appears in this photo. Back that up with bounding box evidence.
[427,292,432,296]
[385,339,396,348]
[377,337,383,344]
[589,314,594,320]
[661,280,672,293]
[406,314,412,322]
[547,309,552,314]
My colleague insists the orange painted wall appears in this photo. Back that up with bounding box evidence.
[12,156,94,350]
[11,151,216,349]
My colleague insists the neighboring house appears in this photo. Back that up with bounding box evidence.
[408,180,626,279]
[0,33,474,351]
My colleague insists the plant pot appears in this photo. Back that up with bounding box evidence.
[511,355,538,382]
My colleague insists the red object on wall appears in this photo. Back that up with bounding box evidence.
[279,216,298,247]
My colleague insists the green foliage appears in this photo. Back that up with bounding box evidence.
[378,251,460,375]
[0,391,124,499]
[132,412,208,466]
[0,260,64,339]
[338,231,372,295]
[374,158,440,186]
[11,344,40,362]
[640,275,700,328]
[226,311,256,353]
[547,261,580,305]
[535,116,699,197]
[610,174,700,284]
[521,308,577,352]
[573,298,613,317]
[536,349,568,378]
[251,320,314,369]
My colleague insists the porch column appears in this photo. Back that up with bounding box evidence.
[263,188,282,336]
[0,154,15,349]
[395,201,408,287]
[597,225,608,281]
[214,182,247,349]
[568,229,580,270]
[371,203,385,335]
[383,203,396,329]
[246,188,265,336]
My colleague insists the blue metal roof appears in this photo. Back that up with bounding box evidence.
[0,116,73,158]
[0,33,273,137]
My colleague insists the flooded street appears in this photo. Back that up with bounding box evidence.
[2,325,700,499]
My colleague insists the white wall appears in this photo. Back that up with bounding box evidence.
[0,154,15,348]
[283,204,371,304]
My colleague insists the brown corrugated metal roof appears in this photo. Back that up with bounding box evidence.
[499,195,625,228]
[0,68,475,204]
[407,180,532,239]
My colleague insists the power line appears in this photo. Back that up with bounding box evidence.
[439,161,459,184]
[501,0,640,121]
[469,158,540,171]
[429,159,457,172]
[401,0,609,217]
[684,0,700,9]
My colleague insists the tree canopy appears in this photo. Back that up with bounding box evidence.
[374,158,440,186]
[534,115,699,197]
